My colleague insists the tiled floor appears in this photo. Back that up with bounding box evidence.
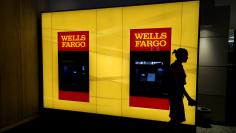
[197,125,236,133]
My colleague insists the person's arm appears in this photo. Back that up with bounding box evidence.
[183,88,197,106]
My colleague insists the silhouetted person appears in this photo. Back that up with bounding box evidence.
[168,48,196,126]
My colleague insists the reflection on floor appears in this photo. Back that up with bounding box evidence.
[197,125,236,133]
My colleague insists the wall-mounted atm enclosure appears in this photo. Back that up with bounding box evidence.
[42,0,199,125]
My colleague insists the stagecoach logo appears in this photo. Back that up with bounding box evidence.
[130,28,171,51]
[58,31,89,51]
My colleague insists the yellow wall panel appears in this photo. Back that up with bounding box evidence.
[42,10,97,112]
[42,14,53,108]
[97,98,121,116]
[89,52,97,97]
[122,3,182,46]
[51,10,97,31]
[97,80,122,99]
[96,8,123,99]
[42,13,52,29]
[184,106,196,124]
[97,8,123,52]
[97,54,122,78]
[186,47,198,65]
[183,47,198,98]
[185,66,197,97]
[181,1,199,48]
[183,99,196,124]
[121,59,129,100]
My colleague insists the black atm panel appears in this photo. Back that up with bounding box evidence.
[130,52,170,98]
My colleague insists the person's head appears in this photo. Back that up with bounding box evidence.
[172,48,188,63]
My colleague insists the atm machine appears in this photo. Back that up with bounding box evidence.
[130,52,170,98]
[58,31,89,102]
[59,52,89,93]
[129,28,171,109]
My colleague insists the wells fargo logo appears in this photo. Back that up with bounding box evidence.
[58,31,89,51]
[130,28,171,51]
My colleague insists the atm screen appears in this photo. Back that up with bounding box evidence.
[147,73,155,82]
[135,61,165,83]
[59,52,89,92]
